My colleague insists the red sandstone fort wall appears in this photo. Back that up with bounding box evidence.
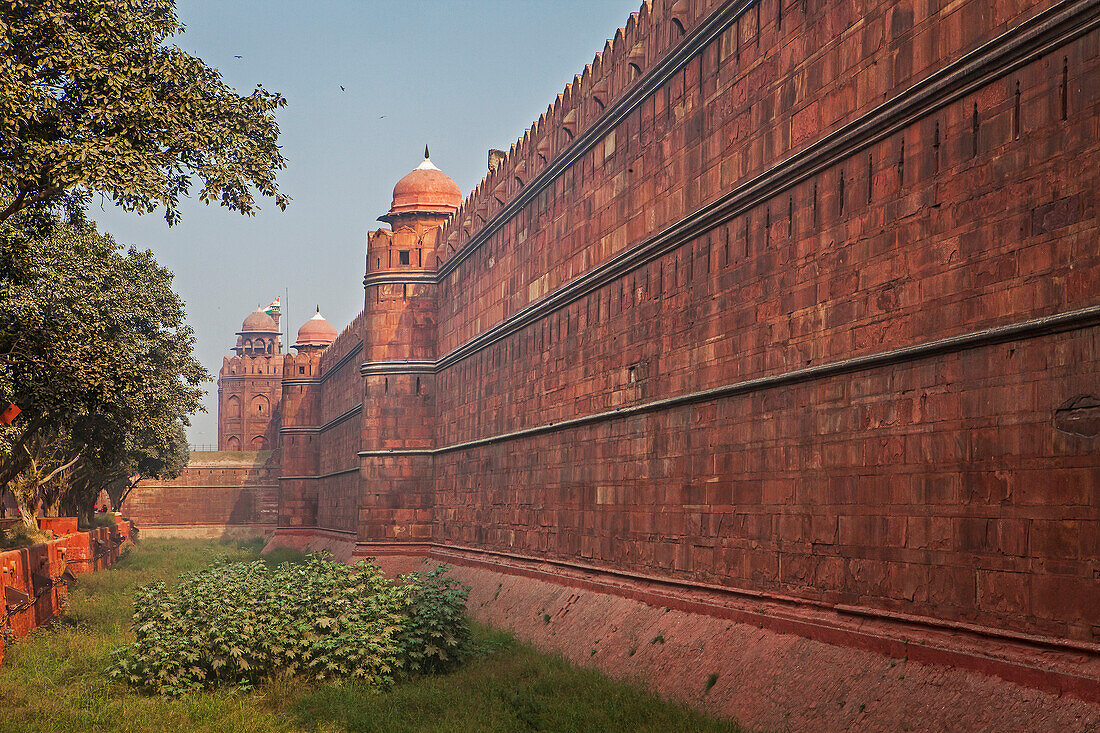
[125,451,278,538]
[277,313,367,535]
[236,0,1100,670]
[419,0,1100,642]
[436,0,1073,344]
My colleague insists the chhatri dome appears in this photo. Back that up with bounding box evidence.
[383,147,462,221]
[234,307,281,356]
[293,308,338,352]
[239,307,279,335]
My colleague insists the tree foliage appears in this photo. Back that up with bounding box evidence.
[0,212,208,525]
[0,0,289,225]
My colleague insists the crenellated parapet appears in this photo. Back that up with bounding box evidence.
[319,311,367,375]
[282,351,322,381]
[436,0,711,267]
[221,354,283,377]
[365,224,442,279]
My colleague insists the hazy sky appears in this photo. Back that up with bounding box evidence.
[93,1,641,445]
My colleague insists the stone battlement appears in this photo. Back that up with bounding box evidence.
[439,0,711,267]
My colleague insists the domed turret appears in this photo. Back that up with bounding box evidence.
[235,307,282,356]
[293,309,338,353]
[239,308,279,335]
[381,147,462,223]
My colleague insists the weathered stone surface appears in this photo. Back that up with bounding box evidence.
[144,0,1100,705]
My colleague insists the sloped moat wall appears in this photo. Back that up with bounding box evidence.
[406,557,1100,731]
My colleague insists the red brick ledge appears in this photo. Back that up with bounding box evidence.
[347,540,1100,703]
[274,526,355,539]
[135,523,274,539]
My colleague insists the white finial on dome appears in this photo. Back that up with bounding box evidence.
[310,311,326,321]
[417,144,440,171]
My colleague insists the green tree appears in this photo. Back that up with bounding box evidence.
[76,417,191,517]
[0,215,208,528]
[0,0,289,226]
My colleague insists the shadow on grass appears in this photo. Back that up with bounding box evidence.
[289,624,741,733]
[0,539,741,733]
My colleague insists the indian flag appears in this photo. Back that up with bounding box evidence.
[263,297,281,315]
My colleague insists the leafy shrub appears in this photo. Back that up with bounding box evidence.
[108,553,470,695]
[397,565,471,675]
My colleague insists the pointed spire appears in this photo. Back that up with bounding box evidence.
[416,148,441,171]
[316,305,320,313]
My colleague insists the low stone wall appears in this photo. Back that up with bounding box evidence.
[0,520,132,665]
[125,451,278,539]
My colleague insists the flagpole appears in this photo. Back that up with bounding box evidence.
[284,287,289,353]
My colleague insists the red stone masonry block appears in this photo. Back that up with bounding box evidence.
[1,524,130,666]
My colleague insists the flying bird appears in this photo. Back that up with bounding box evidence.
[234,55,242,59]
[340,85,345,91]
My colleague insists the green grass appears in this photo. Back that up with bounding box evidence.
[0,539,740,733]
[0,523,54,550]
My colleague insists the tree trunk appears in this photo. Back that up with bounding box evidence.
[12,473,40,531]
[44,494,62,517]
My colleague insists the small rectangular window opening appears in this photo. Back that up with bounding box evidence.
[398,250,411,265]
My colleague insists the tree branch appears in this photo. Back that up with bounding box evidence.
[117,474,143,509]
[0,415,46,487]
[39,449,82,486]
[0,188,29,224]
[0,186,60,226]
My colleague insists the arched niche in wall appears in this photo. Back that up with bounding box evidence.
[226,435,240,451]
[252,395,269,417]
[250,435,266,450]
[226,395,241,419]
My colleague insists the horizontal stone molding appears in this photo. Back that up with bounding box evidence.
[136,522,274,528]
[280,403,361,435]
[362,270,438,287]
[358,448,435,457]
[135,484,278,490]
[278,467,360,480]
[432,0,1099,370]
[359,305,1100,455]
[273,526,357,538]
[281,378,321,387]
[360,360,437,376]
